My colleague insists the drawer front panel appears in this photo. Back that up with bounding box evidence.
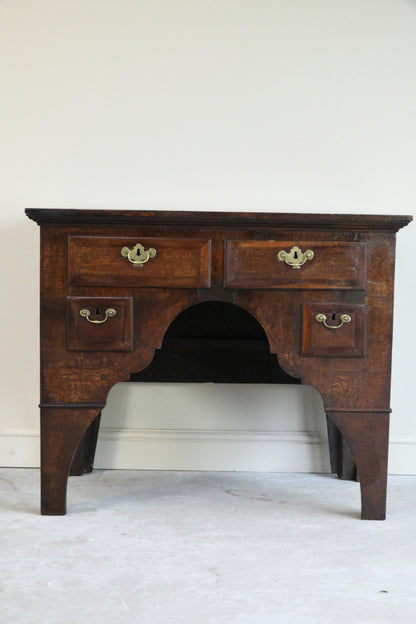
[67,297,133,351]
[224,241,366,290]
[69,236,211,287]
[301,303,366,357]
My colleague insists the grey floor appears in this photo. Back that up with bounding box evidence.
[1,469,416,624]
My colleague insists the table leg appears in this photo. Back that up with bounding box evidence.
[328,411,389,520]
[326,415,357,480]
[70,412,102,476]
[40,407,100,515]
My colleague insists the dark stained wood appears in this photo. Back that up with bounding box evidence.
[224,240,366,289]
[326,416,357,481]
[26,208,412,232]
[40,407,99,515]
[301,303,366,357]
[68,236,211,288]
[129,301,301,384]
[70,413,102,476]
[27,208,412,518]
[67,297,133,351]
[328,411,390,520]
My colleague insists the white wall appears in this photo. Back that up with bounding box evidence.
[0,0,414,473]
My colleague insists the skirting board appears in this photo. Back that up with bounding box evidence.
[0,427,415,474]
[94,428,331,473]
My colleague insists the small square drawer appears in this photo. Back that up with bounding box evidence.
[224,241,366,290]
[68,236,211,288]
[301,303,366,357]
[67,297,133,351]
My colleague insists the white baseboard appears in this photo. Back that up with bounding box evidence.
[1,427,416,474]
[94,427,330,473]
[0,427,40,467]
[387,434,416,475]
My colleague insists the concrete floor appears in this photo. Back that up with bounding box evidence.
[1,469,415,623]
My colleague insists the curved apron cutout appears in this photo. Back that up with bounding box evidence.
[130,300,301,385]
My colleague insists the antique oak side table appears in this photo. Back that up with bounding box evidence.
[26,209,412,518]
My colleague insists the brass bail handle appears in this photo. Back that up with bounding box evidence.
[121,243,157,266]
[315,313,352,330]
[277,246,314,269]
[79,308,117,324]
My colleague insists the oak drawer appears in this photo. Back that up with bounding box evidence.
[301,303,366,357]
[67,297,133,351]
[224,241,366,290]
[68,236,211,288]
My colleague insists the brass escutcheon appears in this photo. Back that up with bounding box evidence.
[277,246,314,269]
[315,313,352,330]
[121,243,157,266]
[79,308,117,324]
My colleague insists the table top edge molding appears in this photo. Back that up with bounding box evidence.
[25,208,413,232]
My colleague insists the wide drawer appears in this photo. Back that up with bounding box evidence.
[224,241,366,290]
[68,236,211,287]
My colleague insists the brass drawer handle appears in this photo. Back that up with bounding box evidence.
[121,243,157,266]
[277,246,314,269]
[315,313,351,329]
[79,308,117,324]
